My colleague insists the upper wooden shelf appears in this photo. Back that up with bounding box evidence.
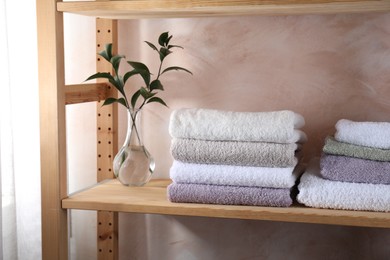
[62,179,390,228]
[57,1,390,19]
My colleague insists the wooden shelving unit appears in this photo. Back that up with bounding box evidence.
[63,179,390,228]
[37,0,390,259]
[57,0,390,18]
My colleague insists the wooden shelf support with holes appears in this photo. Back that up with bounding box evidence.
[96,18,119,260]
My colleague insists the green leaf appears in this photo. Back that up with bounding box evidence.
[158,32,169,47]
[102,97,127,108]
[130,89,141,109]
[102,98,117,106]
[166,35,173,45]
[123,70,139,84]
[108,78,121,92]
[136,69,151,87]
[150,79,164,91]
[114,75,124,86]
[127,61,151,86]
[159,47,172,62]
[127,61,149,71]
[106,43,113,59]
[144,41,158,51]
[98,43,113,62]
[117,98,127,107]
[85,72,114,82]
[161,66,192,75]
[139,87,156,99]
[146,97,168,107]
[110,55,125,74]
[85,72,125,95]
[168,44,183,50]
[112,75,126,98]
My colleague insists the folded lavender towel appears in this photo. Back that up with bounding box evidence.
[298,158,390,212]
[323,136,390,162]
[168,183,293,207]
[320,154,390,184]
[335,119,390,149]
[170,160,301,188]
[169,108,307,143]
[171,138,300,167]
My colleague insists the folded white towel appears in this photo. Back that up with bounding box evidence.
[335,119,390,149]
[170,160,301,189]
[297,158,390,212]
[169,108,307,143]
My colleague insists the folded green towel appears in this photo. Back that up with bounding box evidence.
[323,136,390,162]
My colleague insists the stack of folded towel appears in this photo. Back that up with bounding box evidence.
[297,119,390,212]
[167,108,307,207]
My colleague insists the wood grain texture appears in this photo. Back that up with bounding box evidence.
[37,0,68,259]
[62,179,390,228]
[57,0,390,19]
[65,83,110,104]
[96,18,119,260]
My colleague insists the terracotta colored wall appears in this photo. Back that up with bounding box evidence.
[65,13,390,259]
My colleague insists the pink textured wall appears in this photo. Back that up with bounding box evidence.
[119,13,390,178]
[65,12,390,259]
[116,13,390,259]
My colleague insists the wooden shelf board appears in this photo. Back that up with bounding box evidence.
[62,179,390,228]
[57,1,390,19]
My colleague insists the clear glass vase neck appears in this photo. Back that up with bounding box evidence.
[123,108,142,147]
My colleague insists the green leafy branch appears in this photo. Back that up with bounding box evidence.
[85,32,192,112]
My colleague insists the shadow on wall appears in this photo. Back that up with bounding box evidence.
[119,214,390,260]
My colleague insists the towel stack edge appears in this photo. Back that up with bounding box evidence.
[321,119,390,185]
[297,158,390,212]
[297,119,390,212]
[167,108,307,207]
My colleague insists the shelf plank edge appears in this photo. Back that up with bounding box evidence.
[57,1,390,19]
[62,179,390,229]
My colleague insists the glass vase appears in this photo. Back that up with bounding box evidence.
[113,109,155,186]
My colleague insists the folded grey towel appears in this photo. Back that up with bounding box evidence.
[320,153,390,184]
[323,136,390,162]
[167,183,293,207]
[171,138,299,167]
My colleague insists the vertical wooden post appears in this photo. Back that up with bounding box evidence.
[36,0,68,259]
[96,18,119,260]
